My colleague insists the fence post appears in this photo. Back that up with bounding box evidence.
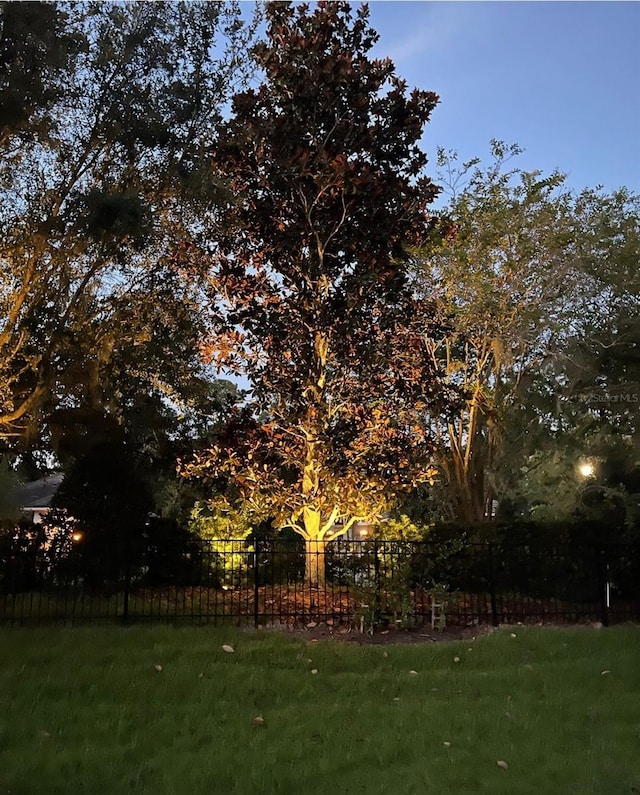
[596,546,609,627]
[373,539,381,624]
[253,538,260,629]
[487,542,498,627]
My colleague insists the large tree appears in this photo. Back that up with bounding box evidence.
[503,186,640,525]
[413,143,640,523]
[183,1,455,583]
[0,1,257,450]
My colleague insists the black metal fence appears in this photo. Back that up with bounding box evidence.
[1,534,639,628]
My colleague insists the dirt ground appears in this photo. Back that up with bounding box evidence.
[255,618,621,645]
[256,619,499,645]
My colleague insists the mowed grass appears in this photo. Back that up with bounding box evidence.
[1,625,639,794]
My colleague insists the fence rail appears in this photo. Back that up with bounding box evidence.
[1,536,639,628]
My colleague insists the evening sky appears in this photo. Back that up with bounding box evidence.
[366,1,639,194]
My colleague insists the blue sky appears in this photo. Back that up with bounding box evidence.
[364,2,640,194]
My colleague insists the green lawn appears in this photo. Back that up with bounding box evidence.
[1,625,639,794]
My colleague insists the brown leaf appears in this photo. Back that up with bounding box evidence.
[253,716,266,726]
[222,644,235,653]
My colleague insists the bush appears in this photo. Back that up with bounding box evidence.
[0,512,82,593]
[140,517,205,587]
[53,442,154,589]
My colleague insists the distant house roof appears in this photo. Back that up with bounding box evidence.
[15,473,64,510]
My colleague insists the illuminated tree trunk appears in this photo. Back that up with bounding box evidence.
[304,538,327,588]
[302,506,326,587]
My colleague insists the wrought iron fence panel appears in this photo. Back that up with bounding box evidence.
[1,532,639,628]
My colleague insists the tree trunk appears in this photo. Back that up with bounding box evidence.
[302,506,327,586]
[304,538,326,588]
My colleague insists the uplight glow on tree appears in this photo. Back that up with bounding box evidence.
[184,2,456,584]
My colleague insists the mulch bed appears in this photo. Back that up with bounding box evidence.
[257,618,630,645]
[269,621,493,644]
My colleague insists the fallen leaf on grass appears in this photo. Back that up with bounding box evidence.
[154,664,163,672]
[383,651,388,658]
[311,669,319,675]
[409,670,418,676]
[443,741,451,748]
[253,716,265,726]
[453,657,460,663]
[601,670,611,676]
[222,645,235,654]
[496,760,509,770]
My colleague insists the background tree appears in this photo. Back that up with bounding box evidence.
[0,1,257,452]
[505,186,640,527]
[183,1,455,583]
[0,456,20,527]
[52,439,154,586]
[412,143,640,524]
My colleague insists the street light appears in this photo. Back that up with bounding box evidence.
[578,461,595,479]
[577,458,612,614]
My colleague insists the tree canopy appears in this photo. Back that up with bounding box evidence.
[2,1,638,550]
[0,1,256,453]
[182,1,456,579]
[412,142,640,524]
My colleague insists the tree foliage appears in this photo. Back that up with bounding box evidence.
[0,1,81,144]
[0,1,257,451]
[413,142,640,523]
[182,1,454,580]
